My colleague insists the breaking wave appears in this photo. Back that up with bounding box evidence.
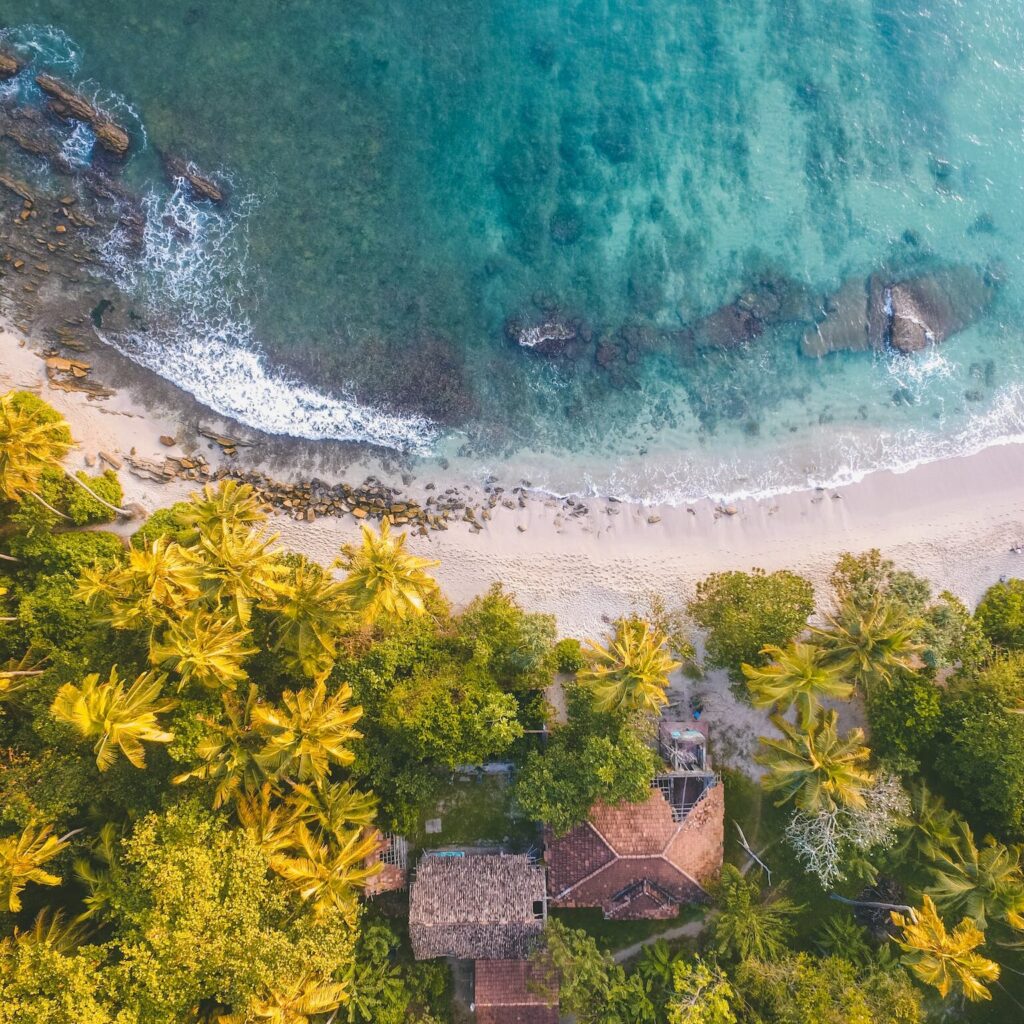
[97,184,437,454]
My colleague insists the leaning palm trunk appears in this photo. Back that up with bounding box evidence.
[26,489,70,521]
[0,552,19,563]
[61,467,132,518]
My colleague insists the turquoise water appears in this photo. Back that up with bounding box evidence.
[2,3,1024,499]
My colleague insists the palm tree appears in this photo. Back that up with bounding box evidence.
[0,651,46,704]
[892,895,1000,1002]
[268,822,378,924]
[741,642,853,726]
[755,709,873,813]
[4,908,89,952]
[149,610,256,691]
[73,823,119,922]
[334,517,440,624]
[895,781,960,864]
[579,617,680,716]
[78,537,203,630]
[235,784,301,858]
[253,681,363,786]
[173,685,266,807]
[711,864,802,961]
[0,389,130,517]
[926,818,1024,934]
[177,480,266,544]
[51,667,176,771]
[0,824,69,912]
[219,974,350,1024]
[287,779,378,841]
[810,597,923,692]
[193,524,287,625]
[269,562,352,681]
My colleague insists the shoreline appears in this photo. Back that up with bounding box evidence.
[3,323,1023,636]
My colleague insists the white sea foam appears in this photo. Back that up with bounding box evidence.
[0,25,80,70]
[97,184,437,454]
[60,122,95,167]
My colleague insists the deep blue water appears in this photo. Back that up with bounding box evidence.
[2,3,1024,499]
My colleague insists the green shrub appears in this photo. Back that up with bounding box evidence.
[976,578,1024,649]
[554,637,585,673]
[865,673,942,774]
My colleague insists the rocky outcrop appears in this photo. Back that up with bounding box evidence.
[692,274,812,349]
[802,266,996,357]
[162,154,225,204]
[504,313,584,356]
[35,74,130,157]
[0,51,21,80]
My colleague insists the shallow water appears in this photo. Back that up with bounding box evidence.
[2,2,1024,499]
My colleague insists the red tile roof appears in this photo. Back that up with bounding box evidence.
[475,960,558,1024]
[545,781,724,919]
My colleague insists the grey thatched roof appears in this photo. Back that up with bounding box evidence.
[409,854,546,960]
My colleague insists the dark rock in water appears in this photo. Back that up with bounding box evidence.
[504,313,581,356]
[162,153,225,204]
[35,74,130,157]
[693,274,812,350]
[887,267,996,354]
[803,266,996,357]
[0,51,21,80]
[801,276,870,357]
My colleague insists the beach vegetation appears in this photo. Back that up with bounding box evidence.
[976,578,1024,650]
[741,641,853,726]
[689,568,815,677]
[580,615,680,715]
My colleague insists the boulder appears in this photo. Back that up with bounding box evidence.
[162,153,225,204]
[693,274,811,350]
[0,51,21,80]
[504,313,581,356]
[35,74,130,156]
[803,266,996,357]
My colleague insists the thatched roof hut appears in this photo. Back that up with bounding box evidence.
[409,853,546,961]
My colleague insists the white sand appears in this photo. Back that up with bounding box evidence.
[4,324,1023,641]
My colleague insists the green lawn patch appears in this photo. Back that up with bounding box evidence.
[552,904,704,954]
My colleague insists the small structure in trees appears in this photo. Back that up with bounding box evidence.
[472,959,559,1023]
[545,720,724,919]
[409,852,547,960]
[364,832,409,897]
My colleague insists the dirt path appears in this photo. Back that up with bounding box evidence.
[612,917,706,964]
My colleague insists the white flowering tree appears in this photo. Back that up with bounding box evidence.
[785,772,910,888]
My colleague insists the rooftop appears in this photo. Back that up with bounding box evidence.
[409,852,547,961]
[474,959,559,1024]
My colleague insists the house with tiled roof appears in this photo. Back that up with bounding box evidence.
[544,719,724,919]
[409,852,547,961]
[472,959,559,1024]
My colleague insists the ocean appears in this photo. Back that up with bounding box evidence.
[2,2,1024,501]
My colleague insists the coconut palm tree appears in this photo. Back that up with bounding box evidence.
[741,642,854,726]
[0,651,46,704]
[78,537,203,630]
[580,617,680,717]
[0,824,69,912]
[711,864,802,961]
[810,597,923,692]
[287,779,378,841]
[173,685,266,808]
[149,610,256,691]
[177,480,266,544]
[895,781,960,864]
[269,562,352,681]
[755,709,873,813]
[235,784,301,858]
[892,895,1000,1002]
[268,822,379,924]
[193,524,287,626]
[51,667,176,771]
[73,823,119,923]
[253,680,363,786]
[334,517,440,624]
[4,908,89,952]
[0,389,130,517]
[219,974,350,1024]
[926,818,1024,935]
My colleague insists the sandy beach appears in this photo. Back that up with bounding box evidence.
[4,323,1023,639]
